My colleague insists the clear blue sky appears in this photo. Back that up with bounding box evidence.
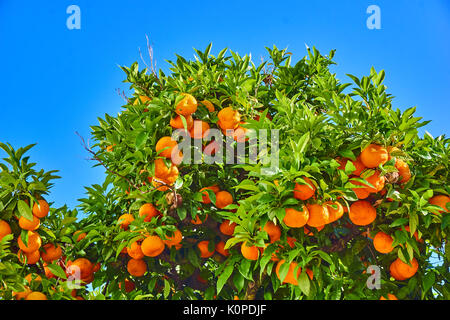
[0,0,449,210]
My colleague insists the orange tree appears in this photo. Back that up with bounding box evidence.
[1,45,449,300]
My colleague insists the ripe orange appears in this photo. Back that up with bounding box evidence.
[127,241,145,260]
[203,140,220,156]
[119,279,135,293]
[380,293,398,300]
[18,231,42,253]
[305,268,314,280]
[175,93,198,116]
[306,204,330,228]
[127,258,147,277]
[25,292,47,300]
[154,158,179,180]
[197,240,215,258]
[373,231,394,254]
[351,179,371,199]
[390,257,418,280]
[275,259,301,285]
[218,107,241,130]
[163,229,183,248]
[170,114,194,130]
[191,213,208,225]
[215,241,229,257]
[156,136,179,159]
[324,202,344,223]
[241,242,260,260]
[106,145,115,152]
[233,125,248,143]
[349,200,376,226]
[74,230,87,242]
[262,221,281,243]
[92,262,101,273]
[14,287,31,300]
[150,176,172,192]
[189,120,210,139]
[18,249,40,265]
[139,203,159,222]
[304,225,324,236]
[360,144,389,168]
[200,100,215,112]
[293,177,316,200]
[25,273,42,284]
[118,214,135,230]
[0,219,12,241]
[402,225,421,242]
[41,243,63,263]
[286,237,297,248]
[428,195,449,214]
[338,156,366,176]
[133,95,151,105]
[18,215,40,231]
[219,220,237,236]
[283,207,309,228]
[141,235,165,257]
[215,191,233,209]
[32,199,50,218]
[67,258,93,279]
[199,185,220,204]
[364,171,386,193]
[395,159,411,183]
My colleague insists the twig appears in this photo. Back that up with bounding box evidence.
[116,89,130,104]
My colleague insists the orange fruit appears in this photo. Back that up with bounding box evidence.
[218,107,241,129]
[150,176,172,192]
[364,171,386,193]
[306,204,330,228]
[18,249,40,265]
[380,293,398,300]
[118,214,134,230]
[139,203,160,222]
[127,258,147,277]
[156,136,179,159]
[133,95,151,105]
[395,159,411,183]
[199,185,220,204]
[141,235,165,257]
[360,144,389,168]
[286,237,297,248]
[373,231,394,254]
[170,114,194,130]
[119,279,135,293]
[349,200,376,226]
[163,229,183,248]
[32,199,50,218]
[275,259,301,285]
[390,257,419,280]
[241,242,260,260]
[189,120,210,139]
[351,179,371,199]
[41,243,63,263]
[14,287,32,300]
[293,177,316,201]
[203,140,220,156]
[215,241,229,257]
[74,230,87,242]
[402,225,421,242]
[305,268,314,280]
[25,292,47,300]
[175,93,198,116]
[428,195,449,214]
[66,258,93,279]
[219,220,237,236]
[338,156,366,176]
[233,125,248,143]
[92,262,101,273]
[18,231,42,253]
[0,219,12,241]
[191,213,208,225]
[106,145,115,152]
[154,158,179,180]
[304,225,324,236]
[215,191,233,209]
[25,274,42,284]
[324,202,344,223]
[197,240,215,258]
[262,221,281,243]
[200,100,215,112]
[127,241,145,260]
[18,215,40,231]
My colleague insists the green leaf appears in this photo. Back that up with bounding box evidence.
[47,263,67,279]
[163,279,170,298]
[422,272,435,294]
[298,270,310,296]
[18,200,33,220]
[217,264,234,294]
[135,131,148,149]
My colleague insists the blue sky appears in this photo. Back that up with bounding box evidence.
[0,0,449,211]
